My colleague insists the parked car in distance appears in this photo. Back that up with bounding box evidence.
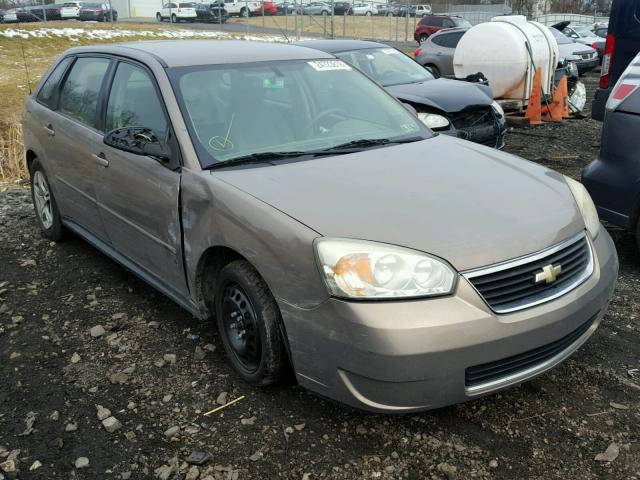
[559,22,601,46]
[275,1,295,14]
[376,3,392,15]
[23,40,617,413]
[156,2,197,22]
[332,1,352,14]
[254,0,277,15]
[195,2,228,22]
[414,15,472,44]
[221,0,260,16]
[414,27,466,77]
[300,1,331,15]
[414,4,432,16]
[583,51,640,252]
[549,26,599,74]
[60,1,84,19]
[352,2,376,15]
[593,25,608,38]
[296,39,507,148]
[392,3,415,17]
[592,0,640,120]
[0,8,18,22]
[79,3,117,21]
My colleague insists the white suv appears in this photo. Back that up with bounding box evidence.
[156,2,197,22]
[414,4,432,16]
[60,1,84,18]
[222,0,260,17]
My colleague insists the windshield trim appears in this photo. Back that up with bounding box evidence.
[167,58,431,169]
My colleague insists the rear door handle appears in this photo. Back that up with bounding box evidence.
[92,153,109,168]
[43,124,55,136]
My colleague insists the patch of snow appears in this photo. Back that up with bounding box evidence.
[0,27,297,43]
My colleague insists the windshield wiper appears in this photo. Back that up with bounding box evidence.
[207,137,424,169]
[311,136,424,153]
[207,151,309,170]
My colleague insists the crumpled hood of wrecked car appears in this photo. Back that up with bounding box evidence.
[214,135,585,271]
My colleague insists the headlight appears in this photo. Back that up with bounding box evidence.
[314,239,456,299]
[417,112,450,130]
[564,176,600,239]
[491,101,504,118]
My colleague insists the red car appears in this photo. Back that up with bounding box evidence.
[256,1,277,15]
[413,15,472,44]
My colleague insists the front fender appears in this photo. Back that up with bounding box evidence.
[181,168,329,310]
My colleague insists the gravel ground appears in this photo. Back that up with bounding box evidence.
[0,72,639,480]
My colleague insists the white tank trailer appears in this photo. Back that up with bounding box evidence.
[453,15,559,110]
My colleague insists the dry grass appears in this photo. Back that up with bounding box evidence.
[0,122,25,181]
[242,14,420,42]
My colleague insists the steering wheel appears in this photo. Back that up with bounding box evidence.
[310,108,349,130]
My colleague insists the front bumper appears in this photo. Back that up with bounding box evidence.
[575,57,599,74]
[280,228,618,413]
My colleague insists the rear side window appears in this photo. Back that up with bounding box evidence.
[106,62,168,142]
[442,18,455,28]
[59,57,110,129]
[36,56,73,108]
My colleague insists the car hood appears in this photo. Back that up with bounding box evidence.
[385,78,493,113]
[558,43,596,56]
[214,135,584,271]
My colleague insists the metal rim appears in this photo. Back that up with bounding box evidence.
[221,283,261,372]
[33,170,53,230]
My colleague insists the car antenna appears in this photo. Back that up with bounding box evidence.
[17,22,33,94]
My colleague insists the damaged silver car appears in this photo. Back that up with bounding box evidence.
[23,41,618,413]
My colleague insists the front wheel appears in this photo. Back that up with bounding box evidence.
[171,13,177,22]
[240,7,248,16]
[215,260,287,386]
[365,10,371,15]
[156,12,162,21]
[419,34,428,43]
[30,160,65,241]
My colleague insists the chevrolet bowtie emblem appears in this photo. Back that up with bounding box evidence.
[534,264,562,284]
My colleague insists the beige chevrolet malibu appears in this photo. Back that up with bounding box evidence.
[22,40,618,413]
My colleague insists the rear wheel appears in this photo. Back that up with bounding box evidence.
[240,7,248,16]
[171,13,177,22]
[365,10,371,15]
[30,159,65,242]
[215,260,287,386]
[419,33,428,43]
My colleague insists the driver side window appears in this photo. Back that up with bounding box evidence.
[105,62,168,143]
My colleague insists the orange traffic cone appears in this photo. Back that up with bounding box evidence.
[543,75,568,122]
[525,68,543,125]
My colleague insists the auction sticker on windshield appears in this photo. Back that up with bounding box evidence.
[308,60,352,71]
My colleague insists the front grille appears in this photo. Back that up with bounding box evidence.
[577,51,595,60]
[464,233,592,313]
[465,315,595,388]
[448,107,500,144]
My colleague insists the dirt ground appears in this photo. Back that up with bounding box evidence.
[0,72,639,480]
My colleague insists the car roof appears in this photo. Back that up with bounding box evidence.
[64,40,335,67]
[431,27,469,36]
[293,39,390,53]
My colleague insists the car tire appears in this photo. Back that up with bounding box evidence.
[426,64,440,77]
[171,13,177,22]
[419,34,429,43]
[322,10,328,16]
[156,12,162,21]
[365,10,371,15]
[30,159,65,242]
[240,7,248,17]
[215,260,287,386]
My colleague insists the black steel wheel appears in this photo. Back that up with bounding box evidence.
[215,260,287,385]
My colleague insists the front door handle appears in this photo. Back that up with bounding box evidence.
[43,124,55,136]
[92,153,109,168]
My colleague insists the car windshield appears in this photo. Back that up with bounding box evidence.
[334,47,434,87]
[63,2,78,6]
[573,25,593,36]
[84,3,101,7]
[551,27,573,44]
[168,59,430,167]
[455,18,472,28]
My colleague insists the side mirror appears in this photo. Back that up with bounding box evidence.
[104,127,173,164]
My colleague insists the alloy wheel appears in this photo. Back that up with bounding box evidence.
[33,170,53,230]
